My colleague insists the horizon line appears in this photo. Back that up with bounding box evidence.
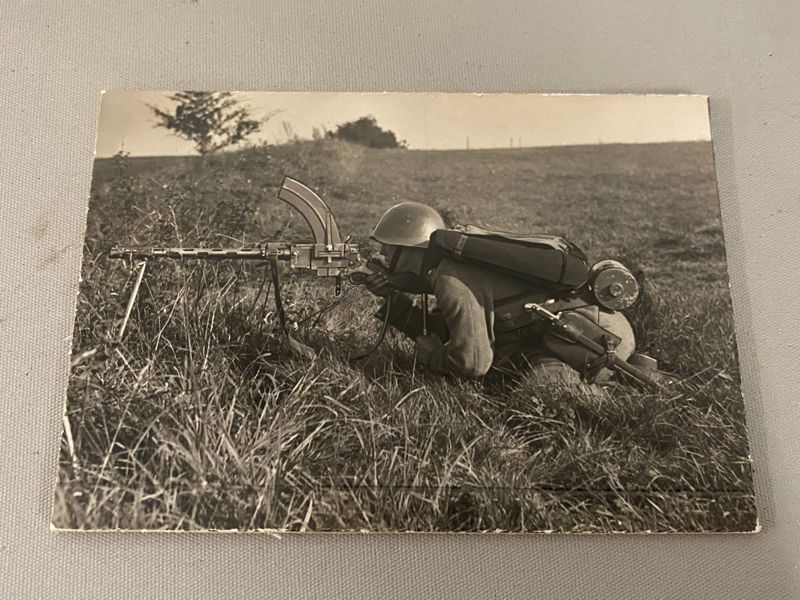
[95,138,711,159]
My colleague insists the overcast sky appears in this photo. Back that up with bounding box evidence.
[95,91,711,157]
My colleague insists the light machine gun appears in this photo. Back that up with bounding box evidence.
[110,177,379,354]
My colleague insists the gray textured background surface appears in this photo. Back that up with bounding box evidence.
[1,1,798,598]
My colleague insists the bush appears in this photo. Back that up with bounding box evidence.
[327,116,406,149]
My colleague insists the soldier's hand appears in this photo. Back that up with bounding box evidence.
[364,272,392,297]
[415,334,442,364]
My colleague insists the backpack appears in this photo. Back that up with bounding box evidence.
[427,225,590,291]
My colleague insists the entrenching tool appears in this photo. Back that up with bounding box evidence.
[525,302,667,389]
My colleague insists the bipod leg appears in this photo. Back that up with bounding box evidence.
[268,254,316,360]
[117,259,148,342]
[268,254,288,334]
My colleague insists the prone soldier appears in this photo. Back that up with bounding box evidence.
[362,202,663,392]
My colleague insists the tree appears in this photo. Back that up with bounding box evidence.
[327,116,406,149]
[148,92,267,157]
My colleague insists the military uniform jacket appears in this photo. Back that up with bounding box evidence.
[381,257,635,379]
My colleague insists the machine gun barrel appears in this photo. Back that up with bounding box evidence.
[109,241,365,279]
[109,244,287,261]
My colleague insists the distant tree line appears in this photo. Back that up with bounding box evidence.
[149,94,405,155]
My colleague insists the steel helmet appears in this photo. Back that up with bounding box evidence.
[370,202,446,248]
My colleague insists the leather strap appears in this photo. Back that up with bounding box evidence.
[453,233,469,257]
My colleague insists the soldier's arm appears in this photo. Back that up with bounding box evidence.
[424,267,494,378]
[374,293,449,342]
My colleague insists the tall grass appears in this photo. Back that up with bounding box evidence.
[53,141,756,532]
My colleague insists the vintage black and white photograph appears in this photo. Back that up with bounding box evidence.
[53,91,756,532]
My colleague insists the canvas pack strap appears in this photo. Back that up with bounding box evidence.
[453,233,469,257]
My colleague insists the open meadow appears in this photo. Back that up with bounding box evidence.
[53,140,756,532]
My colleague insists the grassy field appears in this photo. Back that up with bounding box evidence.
[53,139,756,532]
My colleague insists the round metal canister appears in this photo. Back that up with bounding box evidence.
[589,260,640,310]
